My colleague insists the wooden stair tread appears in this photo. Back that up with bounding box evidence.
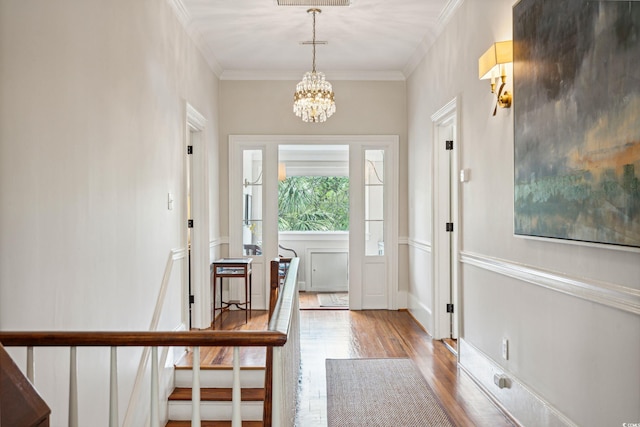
[166,421,263,427]
[169,387,265,401]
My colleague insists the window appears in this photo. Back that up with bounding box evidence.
[365,150,384,255]
[278,176,349,231]
[242,150,263,255]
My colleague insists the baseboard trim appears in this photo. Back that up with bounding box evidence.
[459,338,577,427]
[406,292,433,335]
[460,251,640,316]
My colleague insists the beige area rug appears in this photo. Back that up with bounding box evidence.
[326,358,454,427]
[318,292,349,307]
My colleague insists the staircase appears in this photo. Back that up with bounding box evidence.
[165,353,267,426]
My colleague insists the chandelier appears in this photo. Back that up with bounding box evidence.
[293,8,336,123]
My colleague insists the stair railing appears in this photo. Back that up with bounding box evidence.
[0,257,300,427]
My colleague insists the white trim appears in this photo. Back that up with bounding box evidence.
[166,0,223,76]
[431,96,461,340]
[279,231,348,241]
[460,251,640,316]
[186,104,207,131]
[430,97,458,123]
[230,134,400,145]
[407,292,433,326]
[403,0,465,77]
[399,236,409,246]
[186,103,211,329]
[438,0,465,28]
[210,237,229,249]
[459,338,577,427]
[407,238,432,253]
[219,69,406,81]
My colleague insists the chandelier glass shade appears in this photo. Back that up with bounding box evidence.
[293,9,335,123]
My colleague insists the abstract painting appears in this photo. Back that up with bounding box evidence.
[513,0,640,248]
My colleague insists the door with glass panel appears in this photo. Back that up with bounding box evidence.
[229,139,279,311]
[349,139,398,310]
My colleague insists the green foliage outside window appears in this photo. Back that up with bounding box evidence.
[278,176,349,231]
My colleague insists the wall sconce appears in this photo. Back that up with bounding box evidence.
[479,40,513,116]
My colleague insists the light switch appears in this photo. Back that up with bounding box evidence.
[460,169,471,182]
[168,193,174,210]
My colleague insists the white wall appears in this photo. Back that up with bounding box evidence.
[407,1,640,426]
[0,0,220,425]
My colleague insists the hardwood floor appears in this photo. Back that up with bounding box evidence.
[298,291,348,310]
[178,300,514,427]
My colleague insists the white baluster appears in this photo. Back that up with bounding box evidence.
[26,346,34,383]
[191,347,201,427]
[150,346,159,427]
[69,346,78,427]
[272,347,282,427]
[109,347,119,427]
[232,346,241,427]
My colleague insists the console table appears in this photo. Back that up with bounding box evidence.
[211,258,253,327]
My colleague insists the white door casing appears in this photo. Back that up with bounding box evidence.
[185,103,210,329]
[431,98,461,340]
[229,135,399,312]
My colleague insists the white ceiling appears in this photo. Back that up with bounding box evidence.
[175,0,463,80]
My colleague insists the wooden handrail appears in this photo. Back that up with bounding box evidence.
[0,330,286,347]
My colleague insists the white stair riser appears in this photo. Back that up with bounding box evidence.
[174,368,265,388]
[168,400,264,421]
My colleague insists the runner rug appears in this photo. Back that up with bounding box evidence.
[326,358,454,427]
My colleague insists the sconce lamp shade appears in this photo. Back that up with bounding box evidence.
[278,163,287,181]
[478,40,513,80]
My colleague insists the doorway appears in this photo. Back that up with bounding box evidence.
[184,104,209,330]
[432,98,460,344]
[228,135,399,312]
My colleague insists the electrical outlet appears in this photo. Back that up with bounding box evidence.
[502,338,509,360]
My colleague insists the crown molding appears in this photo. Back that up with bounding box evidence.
[220,69,406,81]
[166,0,223,77]
[403,0,465,78]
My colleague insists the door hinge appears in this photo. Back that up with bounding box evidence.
[188,219,194,228]
[187,145,193,155]
[445,140,454,150]
[446,303,454,313]
[446,222,454,232]
[189,295,195,304]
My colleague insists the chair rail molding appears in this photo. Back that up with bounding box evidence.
[407,238,432,253]
[460,251,640,316]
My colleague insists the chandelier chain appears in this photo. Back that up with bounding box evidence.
[312,10,317,72]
